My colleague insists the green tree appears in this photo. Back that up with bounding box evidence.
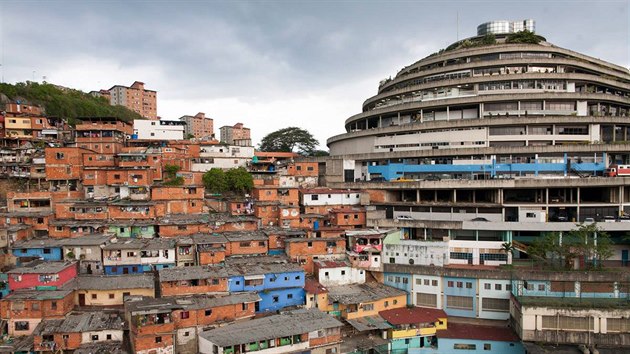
[528,223,613,270]
[310,150,330,157]
[0,81,143,124]
[258,127,319,155]
[506,30,542,44]
[163,164,184,186]
[186,133,195,140]
[226,167,253,193]
[203,168,228,193]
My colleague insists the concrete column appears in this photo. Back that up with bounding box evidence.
[417,189,420,203]
[453,189,457,203]
[577,188,581,221]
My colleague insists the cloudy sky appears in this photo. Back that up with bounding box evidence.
[0,0,628,149]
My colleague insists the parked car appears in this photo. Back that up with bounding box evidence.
[471,217,490,222]
[583,217,595,223]
[424,175,441,181]
[396,215,414,220]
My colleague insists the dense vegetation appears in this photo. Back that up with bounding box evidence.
[203,167,254,194]
[0,81,143,125]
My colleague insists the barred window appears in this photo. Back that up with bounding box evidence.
[447,295,473,310]
[541,315,594,331]
[416,292,437,308]
[482,298,509,312]
[607,318,630,333]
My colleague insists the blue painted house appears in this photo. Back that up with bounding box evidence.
[11,238,64,265]
[384,272,413,303]
[102,238,175,275]
[414,322,524,354]
[225,257,305,313]
[443,276,477,318]
[0,273,9,299]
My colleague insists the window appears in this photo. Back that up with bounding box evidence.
[311,195,319,201]
[32,303,40,310]
[416,293,437,307]
[423,279,430,286]
[307,242,313,248]
[272,296,279,303]
[56,153,64,160]
[466,282,472,289]
[482,298,509,312]
[384,301,389,307]
[432,280,438,286]
[484,343,492,350]
[181,311,190,319]
[484,283,491,290]
[51,301,57,310]
[259,241,265,246]
[362,303,374,311]
[448,281,454,287]
[205,309,212,316]
[454,344,476,350]
[155,336,162,343]
[402,278,409,284]
[495,284,502,291]
[91,294,97,299]
[109,293,115,299]
[287,294,293,299]
[447,295,473,310]
[92,334,99,341]
[43,248,51,254]
[107,334,112,340]
[457,282,463,288]
[295,275,300,280]
[538,284,546,291]
[15,321,29,331]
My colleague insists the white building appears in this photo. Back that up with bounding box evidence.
[313,259,365,286]
[192,144,255,171]
[301,189,362,207]
[133,119,185,140]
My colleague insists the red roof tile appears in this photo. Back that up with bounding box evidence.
[437,323,520,342]
[304,278,328,294]
[379,306,447,325]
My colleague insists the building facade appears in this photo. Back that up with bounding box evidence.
[180,112,214,139]
[101,81,157,120]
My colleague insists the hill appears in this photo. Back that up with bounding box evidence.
[0,81,144,124]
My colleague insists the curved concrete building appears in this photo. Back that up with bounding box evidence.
[323,23,630,341]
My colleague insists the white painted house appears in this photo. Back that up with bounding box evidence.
[300,189,362,206]
[192,144,255,171]
[313,259,365,286]
[133,119,185,140]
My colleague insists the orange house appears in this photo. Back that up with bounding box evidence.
[159,266,229,297]
[285,237,347,273]
[224,231,268,256]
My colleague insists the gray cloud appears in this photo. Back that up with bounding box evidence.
[0,0,628,147]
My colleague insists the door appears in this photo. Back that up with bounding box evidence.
[79,294,86,306]
[623,250,629,266]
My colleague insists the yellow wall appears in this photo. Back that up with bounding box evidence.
[388,317,448,339]
[5,130,31,138]
[345,294,408,320]
[5,118,32,129]
[76,288,154,306]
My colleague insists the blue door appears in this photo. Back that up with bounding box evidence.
[622,250,628,266]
